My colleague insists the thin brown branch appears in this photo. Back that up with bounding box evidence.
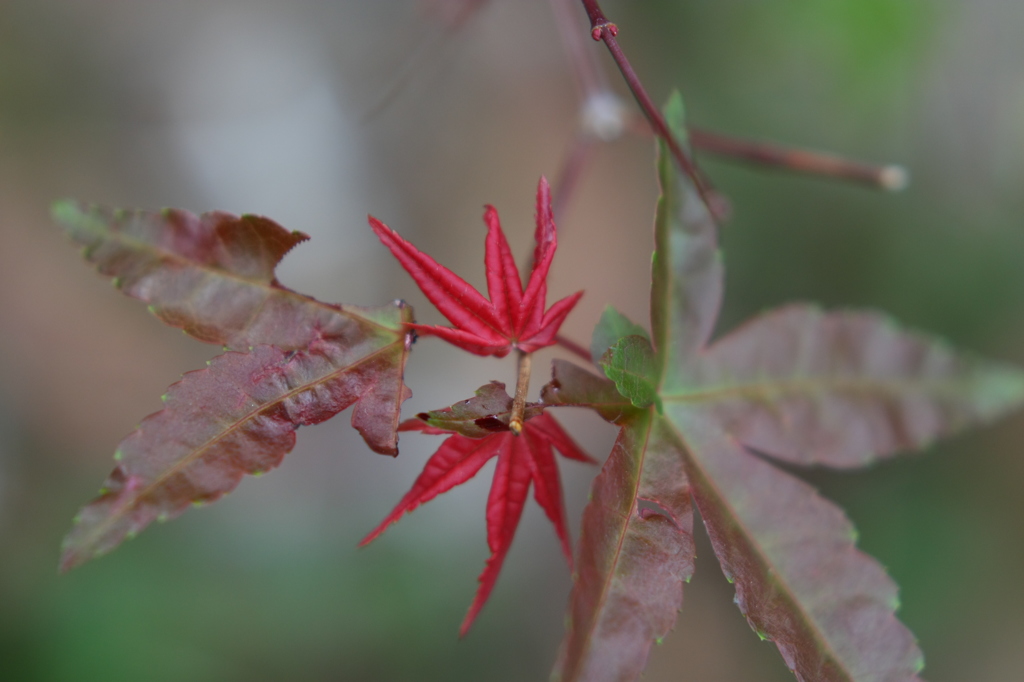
[551,133,600,224]
[509,351,533,435]
[360,1,485,124]
[689,128,908,191]
[555,334,594,364]
[359,27,447,124]
[548,0,628,222]
[621,115,907,192]
[577,0,723,222]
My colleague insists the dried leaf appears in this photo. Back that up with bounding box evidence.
[413,381,542,438]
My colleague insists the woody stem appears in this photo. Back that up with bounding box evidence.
[688,128,908,190]
[509,351,533,436]
[555,334,593,364]
[577,0,723,221]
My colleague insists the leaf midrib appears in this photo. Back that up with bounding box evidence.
[75,340,404,554]
[665,416,852,681]
[564,414,654,681]
[661,375,972,404]
[86,222,402,336]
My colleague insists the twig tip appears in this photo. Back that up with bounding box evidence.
[591,22,618,41]
[879,165,909,192]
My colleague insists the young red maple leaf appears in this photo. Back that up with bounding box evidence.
[360,411,594,636]
[368,176,583,357]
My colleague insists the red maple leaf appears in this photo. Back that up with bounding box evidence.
[360,411,594,636]
[368,177,583,357]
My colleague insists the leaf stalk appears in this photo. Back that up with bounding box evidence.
[510,351,533,435]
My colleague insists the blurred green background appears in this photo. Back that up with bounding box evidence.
[1,1,1022,680]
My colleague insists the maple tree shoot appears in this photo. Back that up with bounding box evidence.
[48,5,1024,680]
[367,176,583,359]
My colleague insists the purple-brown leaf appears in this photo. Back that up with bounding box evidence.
[672,415,923,681]
[413,381,542,438]
[53,201,414,457]
[688,304,1024,468]
[552,413,695,682]
[61,339,411,572]
[541,359,636,425]
[650,93,722,381]
[553,92,1024,681]
[53,201,407,352]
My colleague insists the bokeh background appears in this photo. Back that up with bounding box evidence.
[2,1,1023,680]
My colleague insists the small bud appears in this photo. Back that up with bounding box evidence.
[879,165,909,192]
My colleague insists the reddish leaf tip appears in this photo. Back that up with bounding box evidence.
[459,547,510,637]
[358,518,397,547]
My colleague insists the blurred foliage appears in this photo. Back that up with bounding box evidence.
[0,1,1022,680]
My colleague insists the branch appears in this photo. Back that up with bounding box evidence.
[689,128,908,191]
[555,334,594,364]
[551,133,600,224]
[577,0,723,221]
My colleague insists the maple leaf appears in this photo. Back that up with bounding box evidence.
[368,177,583,357]
[54,203,414,570]
[360,383,593,636]
[546,92,1024,682]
